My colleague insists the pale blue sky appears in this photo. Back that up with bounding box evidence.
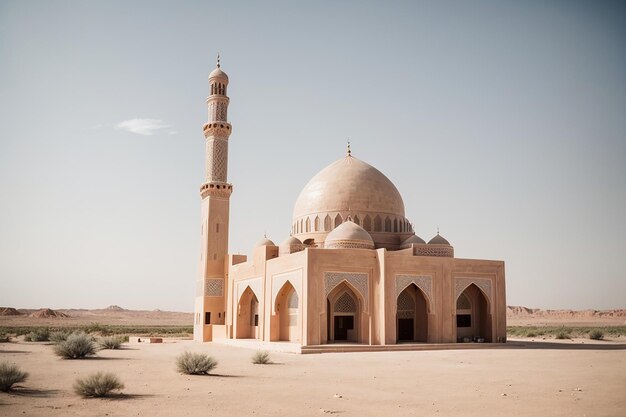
[1,0,624,311]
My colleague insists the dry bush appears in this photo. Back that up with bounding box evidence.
[589,329,604,340]
[50,330,70,344]
[0,362,28,392]
[24,329,49,342]
[73,372,124,397]
[54,332,96,359]
[251,350,272,365]
[0,333,10,343]
[99,336,124,350]
[176,351,218,375]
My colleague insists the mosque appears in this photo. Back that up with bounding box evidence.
[193,61,507,350]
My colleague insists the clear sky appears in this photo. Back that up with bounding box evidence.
[1,0,625,312]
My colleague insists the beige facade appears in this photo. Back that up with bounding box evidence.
[193,63,507,348]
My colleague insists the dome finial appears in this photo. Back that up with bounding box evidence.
[216,52,221,68]
[347,140,351,157]
[437,225,440,235]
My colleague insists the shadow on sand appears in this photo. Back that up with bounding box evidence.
[505,340,626,351]
[7,388,60,398]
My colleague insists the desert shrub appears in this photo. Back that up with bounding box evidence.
[73,372,124,397]
[589,329,604,340]
[50,330,70,344]
[99,336,124,350]
[54,332,96,359]
[24,328,50,342]
[555,331,569,340]
[251,350,272,365]
[0,362,28,392]
[0,333,10,343]
[526,332,537,338]
[176,351,218,375]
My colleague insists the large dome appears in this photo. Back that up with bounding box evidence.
[294,155,405,219]
[291,155,413,249]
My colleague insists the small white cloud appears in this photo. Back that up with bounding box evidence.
[116,118,172,136]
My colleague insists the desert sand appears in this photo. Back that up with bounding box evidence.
[1,338,625,417]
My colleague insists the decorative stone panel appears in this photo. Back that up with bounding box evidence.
[204,278,224,297]
[455,277,493,306]
[395,274,434,310]
[415,245,454,258]
[324,272,368,310]
[206,138,228,182]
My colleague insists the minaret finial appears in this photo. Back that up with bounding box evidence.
[217,52,221,68]
[347,140,351,157]
[437,225,440,235]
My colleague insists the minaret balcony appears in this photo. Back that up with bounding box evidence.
[200,181,233,199]
[203,122,232,139]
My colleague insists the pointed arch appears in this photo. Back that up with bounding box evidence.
[314,216,320,232]
[305,217,311,233]
[363,215,372,231]
[353,214,360,225]
[326,281,363,343]
[236,286,260,339]
[396,284,429,343]
[384,216,392,232]
[455,283,492,343]
[393,218,398,232]
[324,214,332,231]
[334,213,343,228]
[374,215,382,232]
[274,280,300,342]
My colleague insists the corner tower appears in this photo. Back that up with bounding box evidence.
[194,57,233,341]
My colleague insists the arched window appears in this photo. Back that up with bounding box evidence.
[385,217,392,232]
[334,213,343,228]
[314,216,320,232]
[305,217,311,233]
[374,215,382,232]
[394,218,398,233]
[353,215,360,225]
[363,215,372,231]
[324,215,331,231]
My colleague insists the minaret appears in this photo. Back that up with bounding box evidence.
[194,56,233,342]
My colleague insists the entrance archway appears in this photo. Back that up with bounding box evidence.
[455,284,492,342]
[275,281,299,342]
[236,286,259,339]
[326,283,360,343]
[396,284,429,343]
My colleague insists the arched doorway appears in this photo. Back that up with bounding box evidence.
[236,286,259,339]
[327,283,360,343]
[275,281,299,342]
[396,284,429,343]
[455,284,492,342]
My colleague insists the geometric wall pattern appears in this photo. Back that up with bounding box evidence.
[454,277,493,305]
[324,272,369,312]
[395,274,433,310]
[204,278,224,297]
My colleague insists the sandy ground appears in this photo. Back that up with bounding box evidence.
[1,339,625,417]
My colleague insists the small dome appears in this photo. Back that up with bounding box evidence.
[279,236,304,255]
[403,234,426,245]
[281,236,302,246]
[428,234,450,245]
[255,237,276,247]
[209,67,229,81]
[325,221,375,250]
